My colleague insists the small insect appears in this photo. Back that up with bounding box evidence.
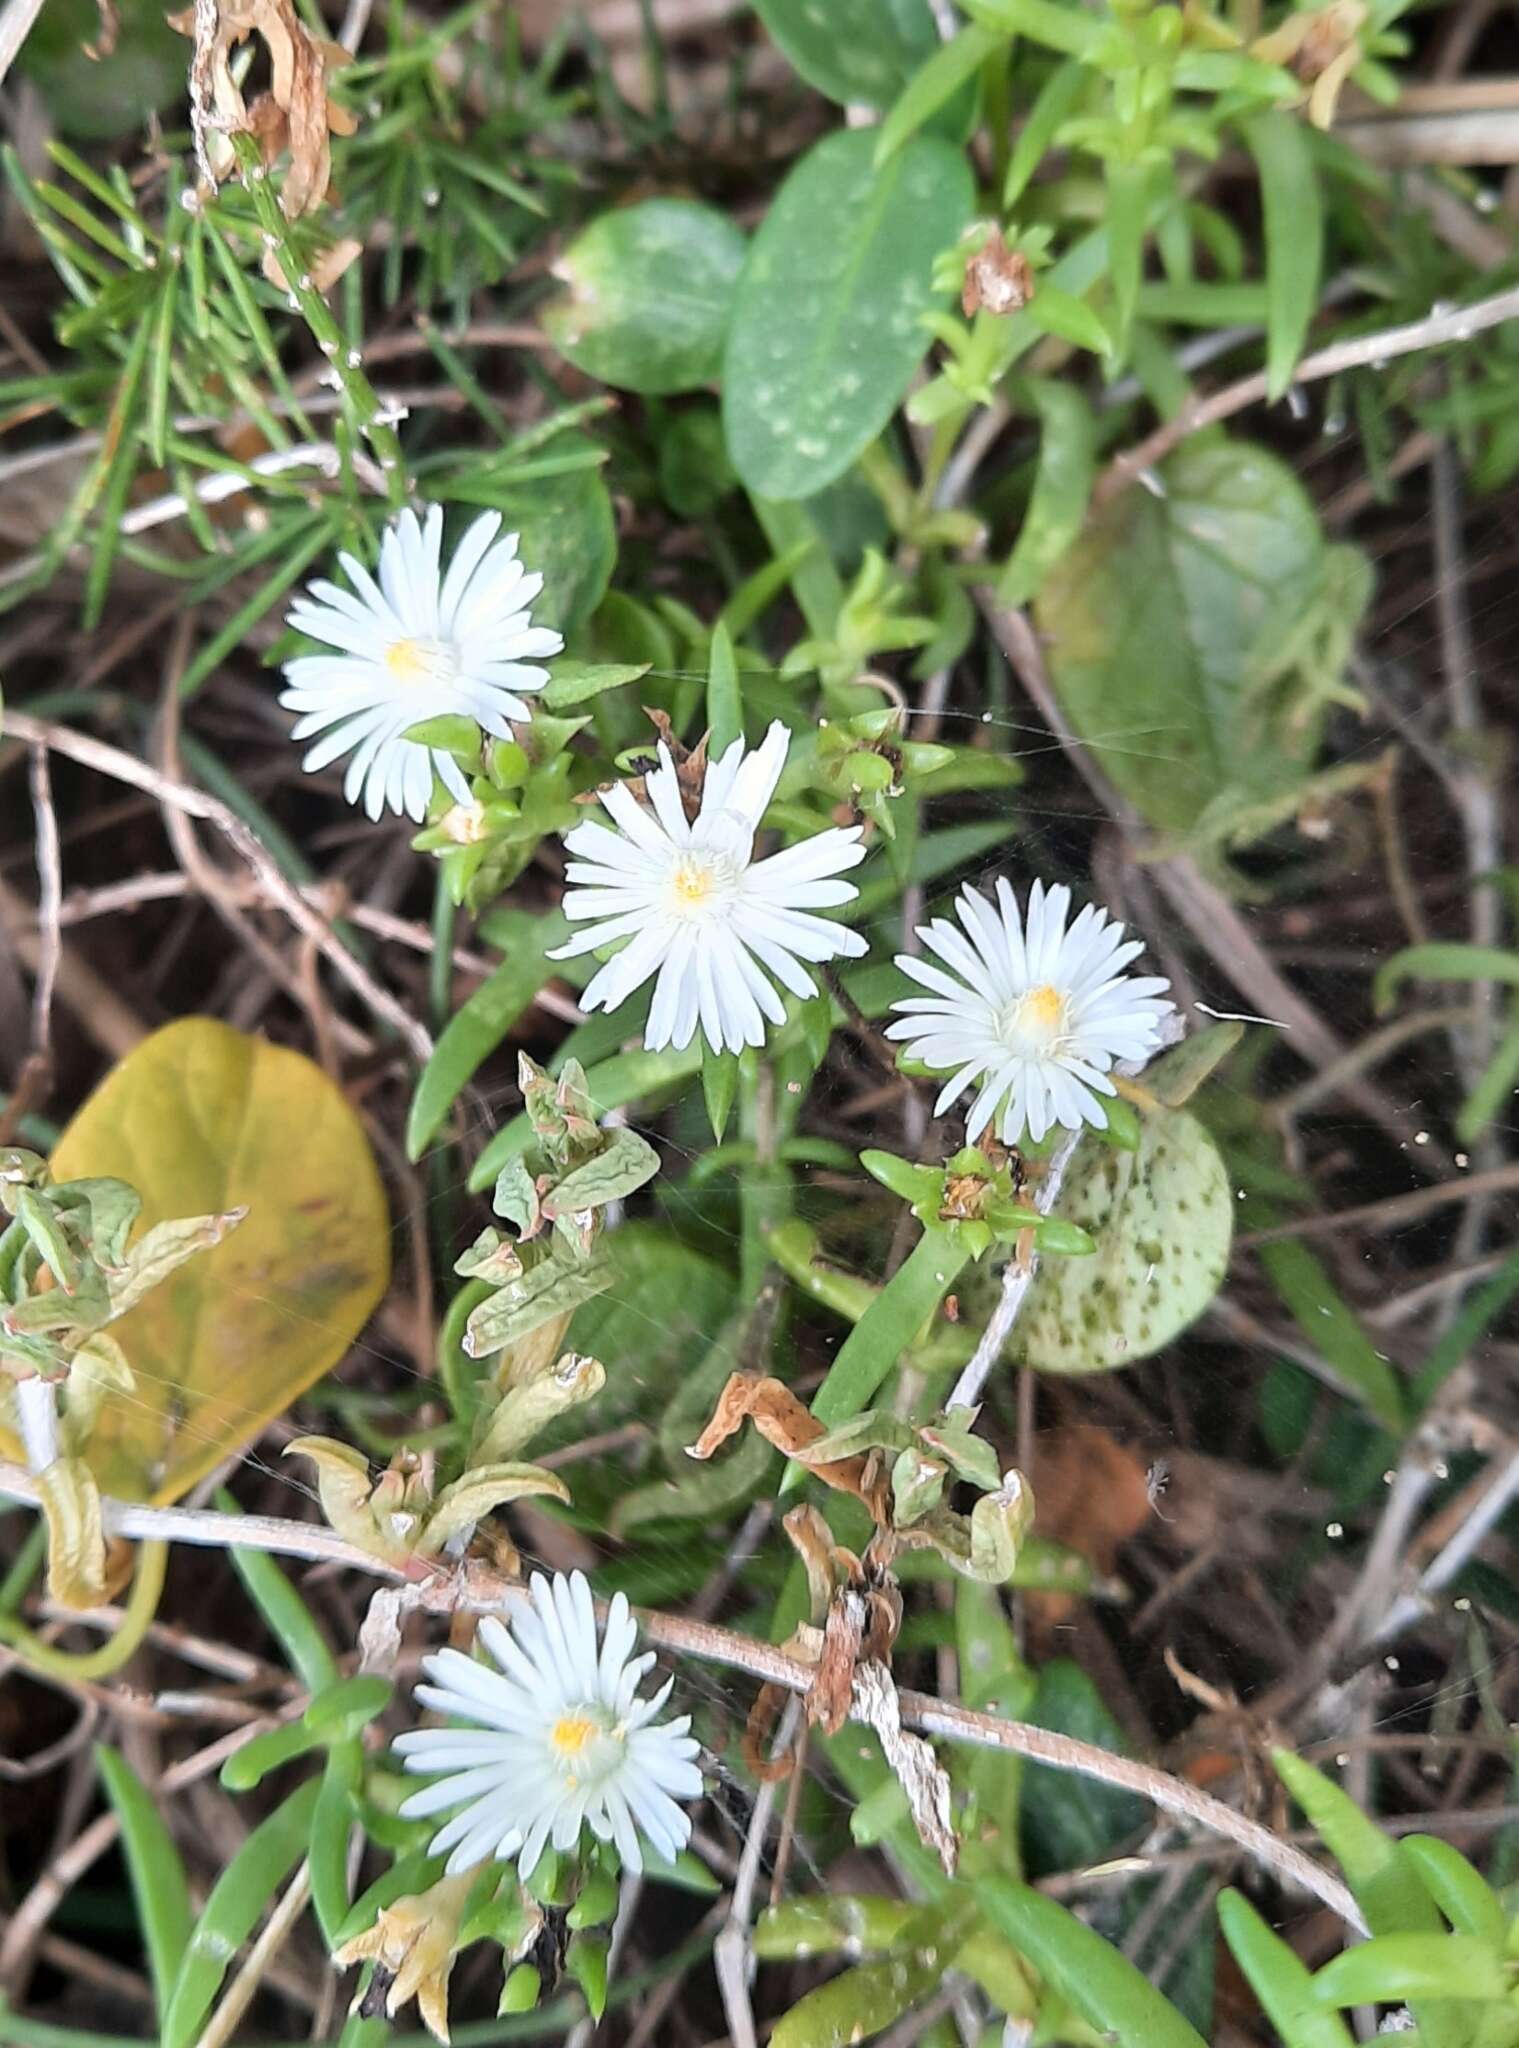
[1145,1459,1173,1520]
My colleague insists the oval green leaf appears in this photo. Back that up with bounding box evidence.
[28,1018,389,1503]
[542,200,747,395]
[1035,437,1330,835]
[1242,110,1324,402]
[1018,1107,1232,1374]
[722,127,974,502]
[979,1878,1208,2048]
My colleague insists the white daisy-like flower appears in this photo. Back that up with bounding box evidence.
[887,879,1174,1145]
[280,506,563,823]
[549,720,868,1055]
[395,1570,702,1879]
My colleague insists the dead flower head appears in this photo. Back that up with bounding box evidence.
[961,227,1036,318]
[1250,0,1368,126]
[335,1872,476,2044]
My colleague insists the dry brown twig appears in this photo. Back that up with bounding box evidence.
[1096,280,1519,508]
[4,709,432,1062]
[0,1457,1366,1933]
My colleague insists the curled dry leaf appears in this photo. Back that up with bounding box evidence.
[687,1372,889,1517]
[170,0,358,218]
[812,1581,901,1735]
[852,1660,957,1875]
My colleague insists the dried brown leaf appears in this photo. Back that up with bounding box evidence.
[852,1660,957,1874]
[170,0,357,218]
[687,1372,888,1514]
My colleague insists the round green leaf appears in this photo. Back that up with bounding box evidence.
[1035,438,1330,834]
[1018,1107,1232,1374]
[542,200,747,396]
[722,128,973,502]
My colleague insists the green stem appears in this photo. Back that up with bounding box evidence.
[0,1537,168,1680]
[233,143,406,504]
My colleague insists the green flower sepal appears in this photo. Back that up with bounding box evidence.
[862,1145,1095,1261]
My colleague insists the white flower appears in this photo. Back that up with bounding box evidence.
[395,1570,702,1879]
[886,879,1173,1145]
[280,506,563,823]
[550,721,868,1055]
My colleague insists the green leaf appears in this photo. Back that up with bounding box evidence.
[1004,58,1088,205]
[1217,1889,1356,2048]
[877,23,1002,164]
[541,200,747,394]
[1242,111,1324,401]
[808,1229,970,1429]
[1104,161,1152,358]
[468,1045,705,1191]
[1020,1661,1147,1873]
[219,1719,326,1793]
[953,1581,1033,1866]
[1019,1109,1232,1375]
[464,1256,612,1358]
[543,661,651,710]
[961,0,1102,57]
[702,1048,741,1144]
[1399,1837,1508,1946]
[95,1748,193,2023]
[301,1674,393,1740]
[1312,1935,1510,2008]
[1413,1244,1519,1408]
[309,1744,360,1945]
[754,0,943,109]
[1375,941,1519,1011]
[565,1224,737,1434]
[225,1514,338,1694]
[979,1878,1208,2048]
[1272,1750,1442,1936]
[545,1127,661,1216]
[1144,1021,1244,1106]
[723,128,974,501]
[755,1896,917,1961]
[1255,1236,1405,1431]
[1036,438,1334,836]
[771,1958,941,2048]
[161,1778,320,2048]
[706,620,742,756]
[998,378,1096,606]
[406,913,570,1160]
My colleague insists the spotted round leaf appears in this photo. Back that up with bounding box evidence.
[1018,1109,1231,1374]
[542,200,747,395]
[7,1019,389,1502]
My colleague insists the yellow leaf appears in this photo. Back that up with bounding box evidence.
[0,1018,388,1503]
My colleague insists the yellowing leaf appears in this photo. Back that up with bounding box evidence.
[1,1019,389,1503]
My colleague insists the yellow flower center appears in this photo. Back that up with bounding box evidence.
[671,857,711,905]
[1009,983,1068,1049]
[384,636,460,687]
[550,1714,599,1759]
[666,848,742,920]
